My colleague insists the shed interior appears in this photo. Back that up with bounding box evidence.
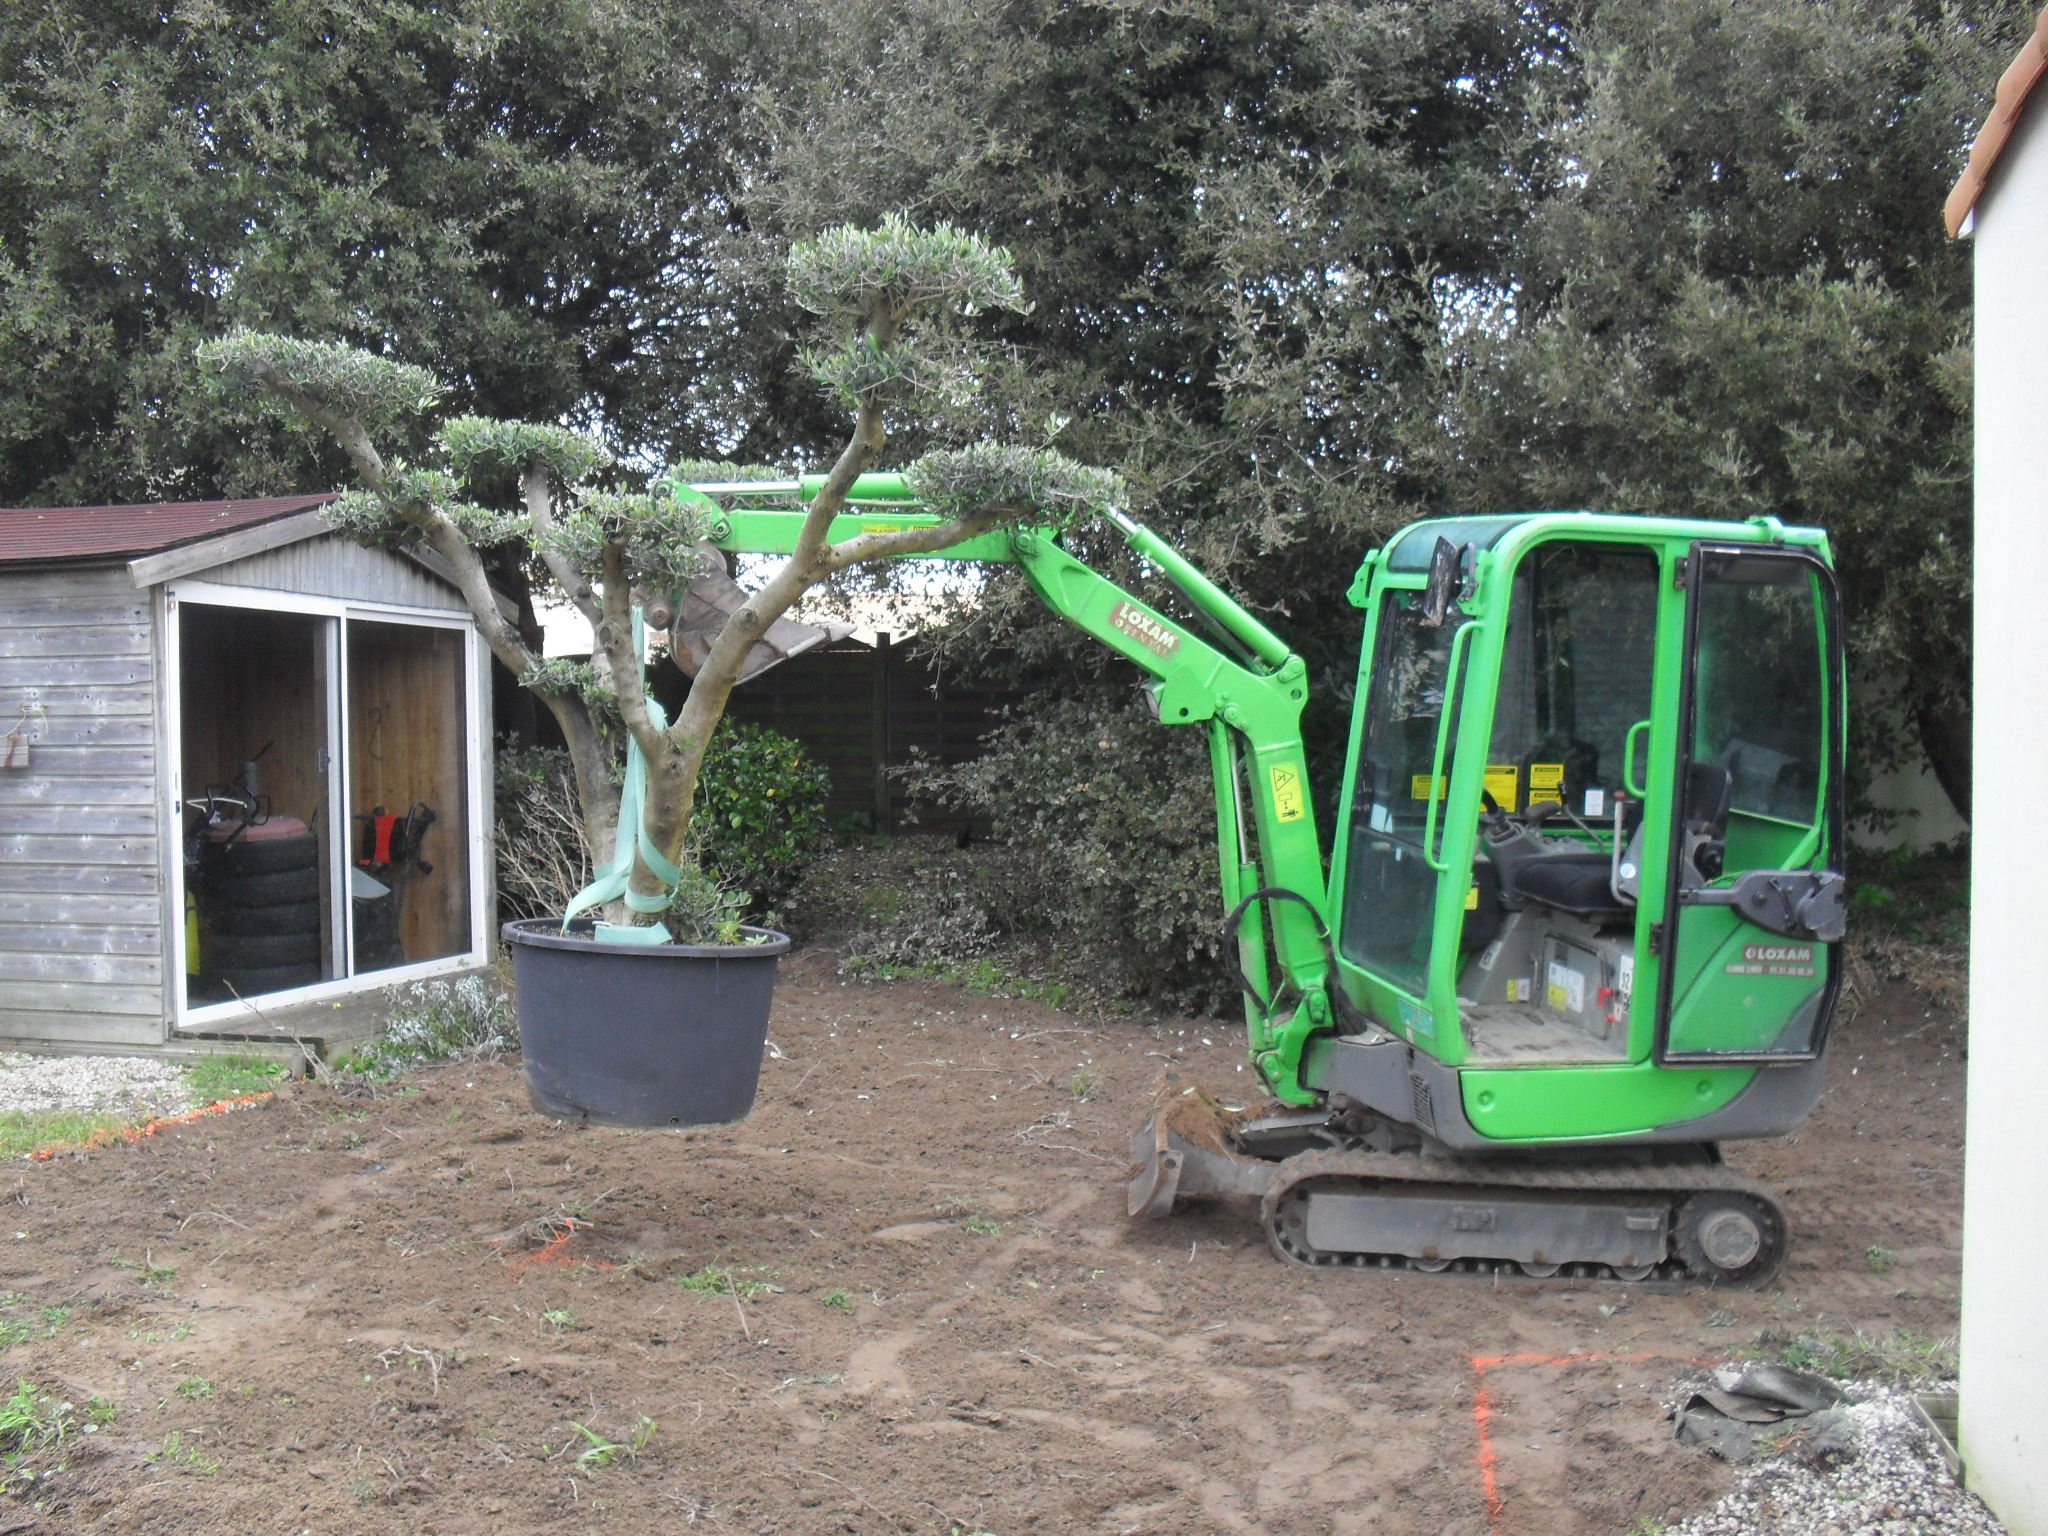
[178,603,337,1004]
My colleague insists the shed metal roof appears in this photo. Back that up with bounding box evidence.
[0,494,337,568]
[1946,5,2048,236]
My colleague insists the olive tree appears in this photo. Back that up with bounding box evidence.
[200,218,1115,930]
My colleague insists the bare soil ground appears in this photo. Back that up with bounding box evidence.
[0,951,1960,1536]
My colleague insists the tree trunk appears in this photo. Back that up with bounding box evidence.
[1912,689,1971,826]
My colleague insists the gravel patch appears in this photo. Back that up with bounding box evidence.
[0,1054,196,1121]
[1668,1384,2003,1536]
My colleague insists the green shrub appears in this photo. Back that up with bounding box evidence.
[895,690,1231,1009]
[492,726,828,922]
[692,723,831,913]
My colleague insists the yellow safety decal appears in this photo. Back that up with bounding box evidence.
[1409,774,1448,801]
[860,522,908,534]
[1528,762,1566,806]
[1270,763,1306,822]
[1464,885,1479,910]
[1484,764,1520,811]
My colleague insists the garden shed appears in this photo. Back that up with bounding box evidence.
[0,496,496,1056]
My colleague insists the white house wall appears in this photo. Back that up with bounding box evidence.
[1965,94,2048,1532]
[0,565,168,1046]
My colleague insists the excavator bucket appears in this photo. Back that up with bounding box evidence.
[1125,1083,1275,1217]
[667,549,854,684]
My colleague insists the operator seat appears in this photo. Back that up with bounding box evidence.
[1505,763,1733,923]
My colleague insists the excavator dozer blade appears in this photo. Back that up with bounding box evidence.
[1125,1097,1277,1218]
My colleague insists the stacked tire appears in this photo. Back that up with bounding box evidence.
[198,820,323,997]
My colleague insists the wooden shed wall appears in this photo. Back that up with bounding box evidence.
[0,566,166,1045]
[196,535,467,611]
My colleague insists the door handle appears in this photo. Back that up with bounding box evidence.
[1623,719,1651,799]
[1422,621,1477,874]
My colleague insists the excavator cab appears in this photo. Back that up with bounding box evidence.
[1327,515,1845,1147]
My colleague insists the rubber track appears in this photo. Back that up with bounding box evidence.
[1259,1148,1788,1290]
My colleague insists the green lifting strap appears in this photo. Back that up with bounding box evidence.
[561,609,684,937]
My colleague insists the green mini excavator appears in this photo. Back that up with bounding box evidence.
[682,476,1846,1288]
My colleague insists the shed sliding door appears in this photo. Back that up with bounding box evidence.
[177,604,341,1004]
[345,619,470,972]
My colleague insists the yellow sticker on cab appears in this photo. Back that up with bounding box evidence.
[1528,761,1566,805]
[1270,763,1306,822]
[1484,764,1520,812]
[1410,774,1448,801]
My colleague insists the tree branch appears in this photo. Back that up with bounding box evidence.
[522,464,603,626]
[822,510,1008,572]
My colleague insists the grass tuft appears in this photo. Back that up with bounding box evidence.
[674,1265,771,1299]
[1768,1326,1957,1385]
[0,1110,129,1160]
[186,1053,288,1103]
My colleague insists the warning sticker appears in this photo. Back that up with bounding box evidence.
[1269,763,1306,823]
[1410,774,1448,801]
[1484,764,1520,812]
[1725,942,1817,978]
[1547,960,1586,1014]
[1464,884,1479,910]
[860,522,908,535]
[1505,977,1533,1003]
[1528,762,1566,806]
[1109,600,1180,659]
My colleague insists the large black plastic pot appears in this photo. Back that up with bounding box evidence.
[501,918,790,1126]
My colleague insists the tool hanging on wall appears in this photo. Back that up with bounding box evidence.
[352,799,437,971]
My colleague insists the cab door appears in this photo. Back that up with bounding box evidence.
[1656,545,1846,1063]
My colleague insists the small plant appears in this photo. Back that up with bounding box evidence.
[821,1289,856,1313]
[143,1260,176,1287]
[85,1396,116,1428]
[1865,1245,1898,1271]
[126,1320,196,1343]
[674,1266,770,1300]
[571,1422,624,1467]
[963,1217,1003,1237]
[542,1308,575,1332]
[0,1379,70,1458]
[1068,1064,1102,1100]
[187,1052,288,1103]
[342,977,517,1079]
[175,1377,214,1399]
[631,1415,659,1455]
[934,1194,979,1216]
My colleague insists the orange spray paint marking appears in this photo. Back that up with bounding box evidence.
[1468,1350,1714,1530]
[30,1093,275,1161]
[494,1217,618,1277]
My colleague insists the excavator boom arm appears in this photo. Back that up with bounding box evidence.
[680,475,1335,1102]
